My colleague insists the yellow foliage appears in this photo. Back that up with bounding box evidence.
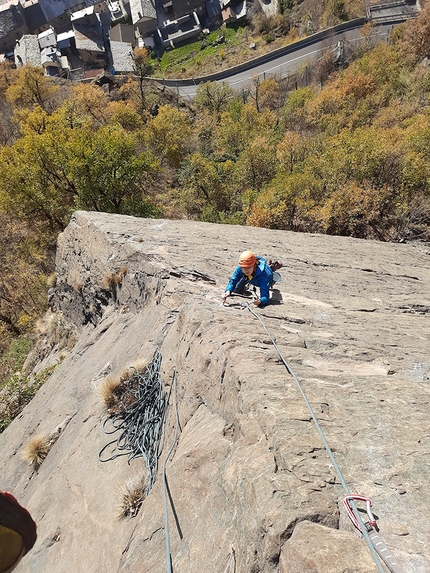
[276,131,303,173]
[70,83,110,125]
[6,66,59,111]
[145,105,192,169]
[339,73,376,99]
[320,181,394,239]
[106,101,145,131]
[258,77,281,112]
[13,105,48,136]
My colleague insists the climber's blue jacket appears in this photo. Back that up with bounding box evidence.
[226,256,273,305]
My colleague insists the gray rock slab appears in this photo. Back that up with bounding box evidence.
[1,211,429,573]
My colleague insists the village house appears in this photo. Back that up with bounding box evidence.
[14,33,40,65]
[0,0,28,54]
[5,0,236,77]
[70,4,107,70]
[129,0,157,46]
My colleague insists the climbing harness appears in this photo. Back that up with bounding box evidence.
[98,351,169,494]
[238,303,400,573]
[344,496,405,573]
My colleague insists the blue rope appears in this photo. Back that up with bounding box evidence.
[246,304,386,573]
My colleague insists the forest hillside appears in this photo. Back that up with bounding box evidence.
[1,3,430,397]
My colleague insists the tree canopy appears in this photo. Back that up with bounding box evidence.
[2,10,430,336]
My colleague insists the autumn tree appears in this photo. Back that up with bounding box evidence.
[320,181,396,240]
[246,171,323,232]
[67,83,111,126]
[144,105,193,169]
[0,106,160,226]
[400,2,430,61]
[251,76,281,113]
[235,135,277,191]
[277,131,305,174]
[0,128,76,232]
[66,125,160,216]
[0,215,51,335]
[6,66,60,112]
[209,110,248,160]
[280,86,314,132]
[320,0,348,28]
[130,47,154,112]
[194,82,236,121]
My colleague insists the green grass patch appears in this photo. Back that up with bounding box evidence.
[0,336,34,387]
[0,364,57,433]
[156,25,247,77]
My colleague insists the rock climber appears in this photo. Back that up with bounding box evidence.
[222,250,274,307]
[0,491,37,573]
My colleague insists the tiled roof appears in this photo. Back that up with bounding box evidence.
[14,34,41,65]
[129,0,156,23]
[110,40,134,71]
[73,21,104,52]
[0,3,25,36]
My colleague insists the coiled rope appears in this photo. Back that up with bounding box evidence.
[99,352,181,572]
[98,351,169,494]
[245,303,386,573]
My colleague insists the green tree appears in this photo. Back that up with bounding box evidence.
[0,113,160,226]
[235,135,277,191]
[177,152,238,217]
[67,125,160,216]
[144,105,192,169]
[0,129,76,232]
[194,82,236,121]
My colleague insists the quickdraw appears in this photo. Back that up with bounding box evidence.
[344,495,405,573]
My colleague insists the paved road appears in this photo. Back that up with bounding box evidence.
[165,21,398,99]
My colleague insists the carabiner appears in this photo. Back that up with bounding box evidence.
[343,495,377,531]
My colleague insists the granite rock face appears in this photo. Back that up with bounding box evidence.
[1,211,429,573]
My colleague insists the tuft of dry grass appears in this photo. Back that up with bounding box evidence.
[21,434,55,470]
[102,267,127,290]
[98,373,126,410]
[129,358,148,375]
[46,273,57,288]
[98,358,149,413]
[117,474,147,519]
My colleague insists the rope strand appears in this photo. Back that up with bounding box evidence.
[245,304,386,573]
